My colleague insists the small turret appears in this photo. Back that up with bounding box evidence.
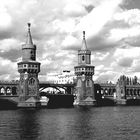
[26,23,33,45]
[81,31,87,50]
[22,23,36,61]
[78,31,91,65]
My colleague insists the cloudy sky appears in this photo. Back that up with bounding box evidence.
[1,0,140,82]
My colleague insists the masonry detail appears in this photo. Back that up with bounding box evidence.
[74,31,96,106]
[17,23,41,107]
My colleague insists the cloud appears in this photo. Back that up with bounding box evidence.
[0,57,18,80]
[63,2,87,17]
[117,57,133,67]
[113,47,140,58]
[75,0,123,36]
[0,4,12,29]
[92,52,110,61]
[61,0,125,52]
[96,71,120,83]
[0,38,20,52]
[1,0,140,83]
[84,5,94,13]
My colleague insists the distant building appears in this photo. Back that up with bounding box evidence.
[46,70,76,84]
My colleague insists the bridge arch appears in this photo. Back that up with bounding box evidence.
[40,86,65,95]
[5,87,12,95]
[11,87,17,95]
[0,87,5,95]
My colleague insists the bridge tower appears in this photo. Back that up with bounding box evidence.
[74,31,96,106]
[17,23,41,107]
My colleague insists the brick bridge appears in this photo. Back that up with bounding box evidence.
[1,75,140,106]
[0,81,75,105]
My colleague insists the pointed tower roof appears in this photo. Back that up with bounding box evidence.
[22,23,35,49]
[26,23,33,45]
[81,31,88,50]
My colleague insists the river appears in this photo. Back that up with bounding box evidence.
[0,106,140,140]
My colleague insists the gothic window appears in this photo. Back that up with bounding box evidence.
[86,80,89,87]
[28,78,36,86]
[86,79,92,87]
[30,50,34,55]
[82,55,85,61]
[6,88,11,95]
[77,79,82,87]
[30,50,35,60]
[0,87,5,94]
[20,77,24,85]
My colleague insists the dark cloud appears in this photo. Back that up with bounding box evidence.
[121,0,140,10]
[0,49,21,62]
[84,5,94,13]
[61,18,131,52]
[125,35,140,47]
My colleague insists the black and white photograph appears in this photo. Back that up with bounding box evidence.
[0,0,140,139]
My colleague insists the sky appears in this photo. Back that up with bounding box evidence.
[1,0,140,83]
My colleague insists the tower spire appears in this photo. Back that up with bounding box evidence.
[26,23,33,45]
[81,31,87,50]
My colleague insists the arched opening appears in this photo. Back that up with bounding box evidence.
[40,86,66,95]
[101,89,104,94]
[138,89,140,96]
[130,89,133,96]
[0,87,5,95]
[6,87,11,95]
[105,88,108,95]
[28,77,36,86]
[96,90,100,94]
[134,89,137,96]
[77,79,82,87]
[12,87,17,95]
[86,79,92,87]
[108,88,112,95]
[82,55,85,61]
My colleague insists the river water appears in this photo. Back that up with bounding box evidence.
[0,106,140,140]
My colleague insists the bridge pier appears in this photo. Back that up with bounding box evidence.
[116,99,127,105]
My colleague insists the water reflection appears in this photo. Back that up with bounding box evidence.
[17,109,41,140]
[71,107,96,139]
[0,107,140,140]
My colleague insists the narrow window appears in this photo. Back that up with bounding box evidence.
[82,55,85,61]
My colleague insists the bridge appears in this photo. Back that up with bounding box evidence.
[0,81,75,95]
[94,75,140,105]
[0,81,75,108]
[0,76,140,107]
[39,81,75,95]
[94,83,116,105]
